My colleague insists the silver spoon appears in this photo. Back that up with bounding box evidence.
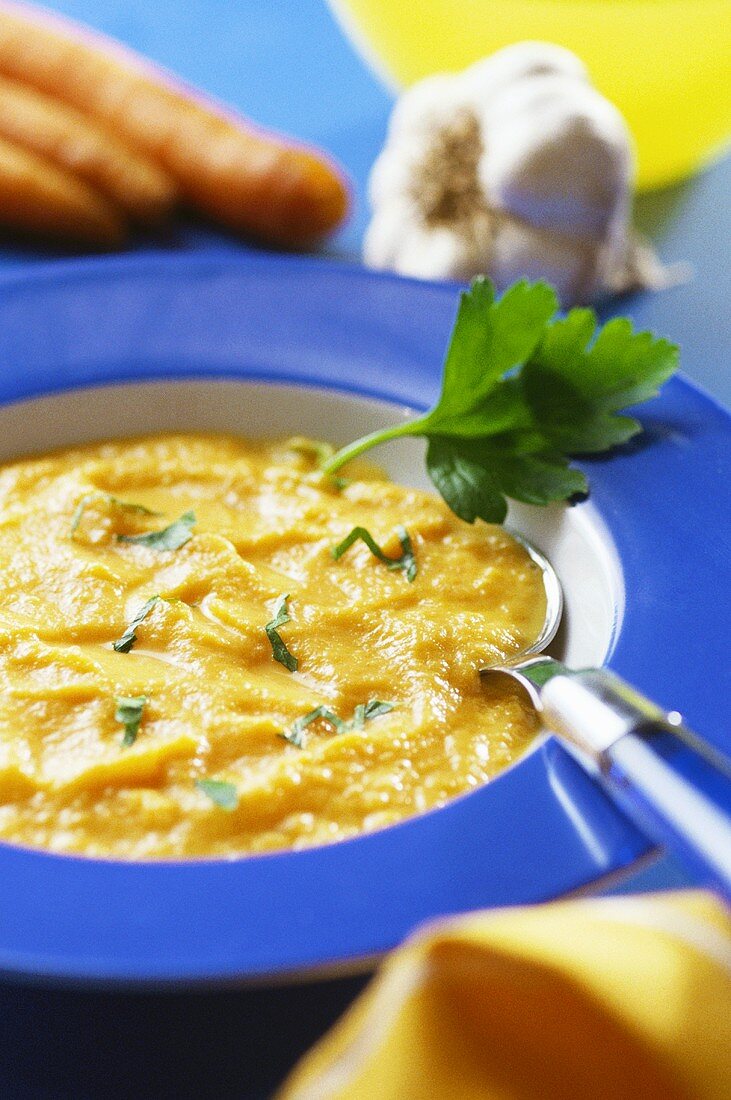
[483,536,731,898]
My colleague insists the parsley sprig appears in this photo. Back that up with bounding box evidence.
[322,278,678,524]
[332,526,417,582]
[265,594,298,672]
[283,699,394,748]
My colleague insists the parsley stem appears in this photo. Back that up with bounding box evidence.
[322,419,425,475]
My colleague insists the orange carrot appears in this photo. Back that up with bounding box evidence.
[0,74,176,223]
[0,3,350,247]
[0,131,125,245]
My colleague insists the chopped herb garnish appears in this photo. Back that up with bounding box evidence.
[330,477,351,492]
[195,779,239,811]
[322,277,678,524]
[69,494,93,538]
[285,437,349,491]
[114,694,147,747]
[283,705,345,748]
[285,437,335,466]
[351,699,395,730]
[265,594,299,672]
[332,525,417,582]
[112,595,161,653]
[350,704,366,731]
[116,510,195,551]
[283,699,395,748]
[70,493,161,538]
[108,497,160,517]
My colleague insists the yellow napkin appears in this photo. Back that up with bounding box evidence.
[279,891,730,1100]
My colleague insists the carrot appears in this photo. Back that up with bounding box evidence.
[0,132,125,245]
[0,74,177,223]
[0,3,350,247]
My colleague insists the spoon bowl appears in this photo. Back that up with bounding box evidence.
[487,537,731,899]
[503,531,564,664]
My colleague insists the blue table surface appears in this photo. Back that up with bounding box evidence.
[0,0,729,408]
[0,3,728,1097]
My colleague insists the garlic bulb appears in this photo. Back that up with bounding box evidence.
[365,43,682,304]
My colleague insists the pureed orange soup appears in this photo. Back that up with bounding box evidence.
[0,433,545,858]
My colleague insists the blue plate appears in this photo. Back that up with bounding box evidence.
[0,254,728,987]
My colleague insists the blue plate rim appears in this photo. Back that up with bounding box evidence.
[0,249,729,420]
[0,251,727,987]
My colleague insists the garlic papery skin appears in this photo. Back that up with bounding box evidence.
[364,42,681,304]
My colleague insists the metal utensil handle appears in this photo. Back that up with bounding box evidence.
[541,669,731,898]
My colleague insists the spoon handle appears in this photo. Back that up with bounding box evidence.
[605,727,731,896]
[540,669,731,899]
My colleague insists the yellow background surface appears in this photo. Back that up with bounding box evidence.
[332,0,731,188]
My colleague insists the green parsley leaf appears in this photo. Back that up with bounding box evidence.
[282,699,395,748]
[332,525,417,582]
[423,278,558,437]
[426,437,588,524]
[195,779,239,811]
[114,694,148,747]
[522,312,679,453]
[70,493,161,538]
[112,596,161,653]
[265,594,299,672]
[322,277,678,524]
[116,510,195,551]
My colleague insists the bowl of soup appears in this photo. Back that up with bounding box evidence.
[0,253,724,986]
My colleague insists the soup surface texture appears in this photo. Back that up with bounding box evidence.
[0,433,544,858]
